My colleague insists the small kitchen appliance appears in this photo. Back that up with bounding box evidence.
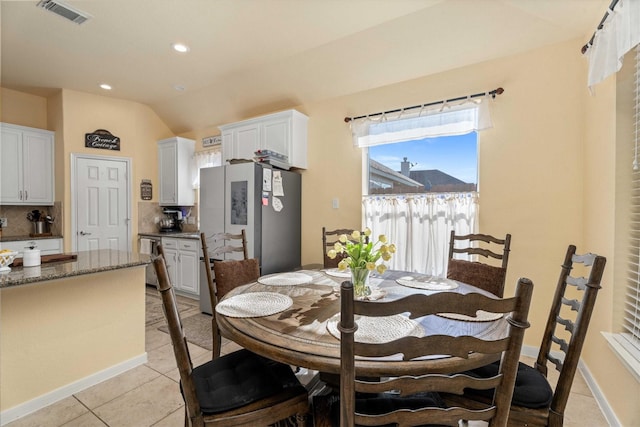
[158,208,184,232]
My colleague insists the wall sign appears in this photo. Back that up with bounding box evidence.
[85,129,120,150]
[141,179,152,200]
[202,135,222,147]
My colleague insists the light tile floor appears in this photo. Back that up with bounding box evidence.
[5,292,610,427]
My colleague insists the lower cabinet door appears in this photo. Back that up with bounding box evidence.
[177,248,199,295]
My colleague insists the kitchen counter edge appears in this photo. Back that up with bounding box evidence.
[138,231,201,239]
[0,249,151,288]
[0,235,63,242]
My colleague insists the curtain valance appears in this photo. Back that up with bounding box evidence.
[585,0,640,88]
[350,97,493,148]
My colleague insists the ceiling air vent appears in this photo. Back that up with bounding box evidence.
[36,0,91,25]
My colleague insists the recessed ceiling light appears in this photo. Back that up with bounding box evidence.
[174,85,186,92]
[99,83,112,90]
[172,43,190,53]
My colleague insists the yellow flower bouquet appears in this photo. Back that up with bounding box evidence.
[326,228,396,297]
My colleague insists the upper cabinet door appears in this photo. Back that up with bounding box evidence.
[0,123,54,205]
[0,126,25,203]
[158,137,195,206]
[22,129,54,205]
[219,110,308,169]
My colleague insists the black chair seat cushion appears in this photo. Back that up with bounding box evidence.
[466,361,553,409]
[190,348,305,414]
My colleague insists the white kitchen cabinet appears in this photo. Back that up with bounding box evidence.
[0,238,62,257]
[0,123,55,205]
[158,137,195,206]
[161,237,199,296]
[219,109,308,169]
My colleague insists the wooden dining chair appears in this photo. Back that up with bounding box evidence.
[447,230,512,297]
[152,253,309,427]
[336,276,534,427]
[200,231,250,358]
[322,227,358,269]
[446,245,606,427]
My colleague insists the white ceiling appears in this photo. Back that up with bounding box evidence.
[1,0,608,134]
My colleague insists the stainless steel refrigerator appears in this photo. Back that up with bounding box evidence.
[198,162,302,314]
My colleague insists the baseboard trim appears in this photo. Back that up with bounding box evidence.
[0,352,147,426]
[521,345,618,426]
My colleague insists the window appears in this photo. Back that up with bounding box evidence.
[604,44,640,380]
[356,100,488,275]
[367,133,477,195]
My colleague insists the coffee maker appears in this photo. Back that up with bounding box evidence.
[158,208,184,232]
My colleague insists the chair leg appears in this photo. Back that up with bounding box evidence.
[212,320,222,359]
[548,409,564,427]
[295,413,307,427]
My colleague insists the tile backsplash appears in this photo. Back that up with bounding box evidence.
[0,201,198,238]
[0,202,63,237]
[138,202,198,233]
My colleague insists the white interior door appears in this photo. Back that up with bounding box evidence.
[73,155,130,252]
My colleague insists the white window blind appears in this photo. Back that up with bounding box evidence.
[625,44,640,355]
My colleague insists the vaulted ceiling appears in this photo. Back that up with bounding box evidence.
[1,0,608,134]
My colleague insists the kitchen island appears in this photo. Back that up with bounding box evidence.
[0,250,151,424]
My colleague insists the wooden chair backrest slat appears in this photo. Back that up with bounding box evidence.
[447,230,512,297]
[339,277,534,427]
[200,230,250,358]
[153,255,202,422]
[535,245,606,419]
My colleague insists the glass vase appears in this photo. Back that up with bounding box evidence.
[351,267,371,299]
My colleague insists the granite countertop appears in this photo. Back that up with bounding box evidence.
[0,249,151,288]
[0,235,64,242]
[138,231,201,239]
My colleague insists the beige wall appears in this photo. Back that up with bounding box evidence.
[0,87,48,129]
[57,90,173,251]
[1,35,637,424]
[300,39,586,344]
[296,38,634,424]
[1,267,146,411]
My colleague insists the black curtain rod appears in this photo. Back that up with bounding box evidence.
[343,87,504,123]
[581,0,619,54]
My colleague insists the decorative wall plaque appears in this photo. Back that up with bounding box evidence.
[141,179,152,200]
[85,129,120,150]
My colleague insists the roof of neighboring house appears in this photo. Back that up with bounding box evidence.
[370,159,423,188]
[408,169,468,188]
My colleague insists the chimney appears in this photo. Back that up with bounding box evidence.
[400,157,411,177]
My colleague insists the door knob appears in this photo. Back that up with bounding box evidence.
[79,231,92,236]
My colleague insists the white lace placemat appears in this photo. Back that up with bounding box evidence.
[257,272,313,286]
[324,268,351,278]
[326,313,425,343]
[216,292,293,318]
[437,310,503,322]
[396,276,459,291]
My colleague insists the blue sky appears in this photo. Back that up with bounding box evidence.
[368,132,478,184]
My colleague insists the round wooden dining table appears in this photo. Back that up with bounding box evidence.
[216,269,509,377]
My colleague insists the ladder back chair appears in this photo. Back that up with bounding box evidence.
[152,253,309,427]
[200,231,250,358]
[447,244,606,427]
[447,231,512,297]
[322,227,359,269]
[337,277,534,427]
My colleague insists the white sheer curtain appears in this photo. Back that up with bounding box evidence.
[586,0,640,88]
[363,193,478,275]
[192,148,222,188]
[351,97,492,147]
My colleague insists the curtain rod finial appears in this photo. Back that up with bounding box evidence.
[344,117,352,123]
